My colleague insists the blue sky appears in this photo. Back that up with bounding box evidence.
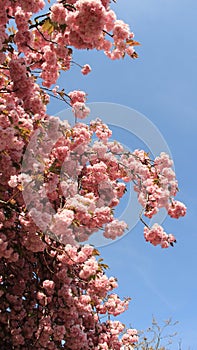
[48,0,197,348]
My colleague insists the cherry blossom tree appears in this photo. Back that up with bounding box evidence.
[0,0,186,349]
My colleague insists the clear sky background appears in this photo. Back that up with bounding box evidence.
[48,0,197,348]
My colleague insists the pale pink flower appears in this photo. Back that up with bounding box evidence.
[81,64,91,75]
[104,219,127,239]
[72,102,90,119]
[167,200,187,218]
[8,175,18,188]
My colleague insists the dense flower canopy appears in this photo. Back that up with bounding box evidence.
[0,0,186,349]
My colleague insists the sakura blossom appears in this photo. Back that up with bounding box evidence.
[0,0,186,348]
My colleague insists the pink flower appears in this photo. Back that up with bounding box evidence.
[144,224,176,248]
[79,256,98,279]
[81,64,91,75]
[167,200,187,219]
[50,209,74,236]
[43,280,55,295]
[104,219,127,239]
[72,102,90,119]
[8,175,18,188]
[53,325,66,341]
[121,327,139,346]
[50,3,67,24]
[69,90,87,105]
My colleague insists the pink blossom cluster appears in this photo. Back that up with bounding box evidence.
[69,90,90,119]
[8,113,186,247]
[0,237,138,349]
[167,200,187,219]
[14,6,33,54]
[8,56,47,114]
[0,0,138,89]
[119,150,186,224]
[144,224,176,248]
[81,63,92,75]
[13,113,185,248]
[121,328,138,346]
[0,72,186,250]
[104,219,128,239]
[65,0,113,49]
[0,0,44,63]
